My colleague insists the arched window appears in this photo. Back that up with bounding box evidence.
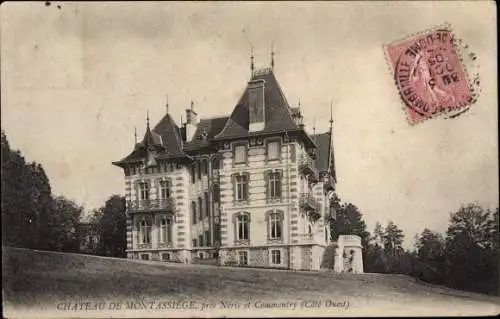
[138,218,152,244]
[267,211,283,240]
[308,224,312,235]
[266,171,282,199]
[212,158,220,170]
[191,201,197,224]
[235,213,250,241]
[191,165,196,184]
[197,161,202,179]
[203,159,208,175]
[204,192,210,218]
[159,217,172,243]
[198,197,203,220]
[234,173,249,201]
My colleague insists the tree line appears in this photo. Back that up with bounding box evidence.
[330,195,499,296]
[1,131,125,256]
[2,130,498,295]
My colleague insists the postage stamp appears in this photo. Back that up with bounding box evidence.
[384,26,474,124]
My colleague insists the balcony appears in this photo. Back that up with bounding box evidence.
[127,198,174,213]
[300,193,322,222]
[299,156,319,184]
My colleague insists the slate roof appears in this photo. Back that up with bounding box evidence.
[312,131,336,179]
[113,68,331,171]
[183,116,229,151]
[113,113,187,166]
[151,114,185,157]
[215,68,300,140]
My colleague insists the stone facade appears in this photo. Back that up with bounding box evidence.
[113,67,363,272]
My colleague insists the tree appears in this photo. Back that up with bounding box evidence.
[416,228,444,260]
[332,200,372,270]
[412,228,446,284]
[381,221,405,273]
[49,196,84,252]
[2,131,88,253]
[96,195,127,257]
[27,163,54,250]
[383,221,404,257]
[372,222,384,247]
[1,131,50,249]
[444,203,498,295]
[335,203,370,246]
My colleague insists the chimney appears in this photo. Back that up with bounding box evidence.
[185,101,199,141]
[248,79,265,132]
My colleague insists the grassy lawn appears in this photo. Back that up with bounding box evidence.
[2,247,499,317]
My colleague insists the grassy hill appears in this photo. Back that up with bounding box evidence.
[3,247,499,317]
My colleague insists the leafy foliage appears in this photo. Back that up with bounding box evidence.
[95,195,127,257]
[443,203,498,294]
[1,131,83,251]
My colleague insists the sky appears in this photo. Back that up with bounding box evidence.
[1,1,498,249]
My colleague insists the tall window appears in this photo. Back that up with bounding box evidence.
[138,219,151,244]
[238,251,248,265]
[212,158,220,170]
[191,201,197,225]
[191,165,196,184]
[214,224,221,244]
[199,234,204,247]
[197,161,202,179]
[203,159,208,175]
[204,230,210,246]
[236,214,250,241]
[234,145,247,163]
[235,174,249,201]
[267,141,280,160]
[267,172,282,199]
[269,212,283,240]
[139,181,150,200]
[271,249,281,264]
[204,192,210,218]
[159,217,172,243]
[198,197,203,220]
[159,180,170,200]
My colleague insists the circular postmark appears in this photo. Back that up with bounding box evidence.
[393,28,473,121]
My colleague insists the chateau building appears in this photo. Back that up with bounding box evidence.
[112,60,363,272]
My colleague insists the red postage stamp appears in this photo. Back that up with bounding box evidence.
[385,27,473,123]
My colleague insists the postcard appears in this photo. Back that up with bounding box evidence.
[1,1,498,318]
